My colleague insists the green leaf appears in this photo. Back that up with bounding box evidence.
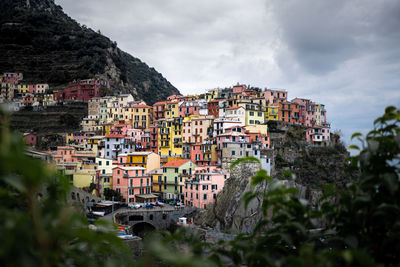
[348,145,360,150]
[230,156,260,169]
[252,169,269,186]
[351,132,362,140]
[3,175,26,193]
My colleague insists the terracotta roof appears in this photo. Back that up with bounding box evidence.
[226,106,241,110]
[133,105,152,108]
[105,134,125,139]
[154,101,167,105]
[162,159,189,168]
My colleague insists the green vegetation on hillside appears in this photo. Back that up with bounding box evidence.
[0,0,179,104]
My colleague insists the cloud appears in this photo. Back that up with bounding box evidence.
[56,0,400,146]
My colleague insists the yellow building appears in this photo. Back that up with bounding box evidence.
[265,105,279,121]
[72,169,97,190]
[86,136,104,155]
[65,132,74,144]
[125,152,160,172]
[101,123,113,136]
[42,94,54,106]
[123,104,153,129]
[149,168,163,195]
[17,84,29,94]
[165,100,180,119]
[244,109,265,126]
[96,157,114,195]
[158,118,183,158]
[205,88,219,101]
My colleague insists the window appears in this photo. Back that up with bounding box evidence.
[117,178,120,184]
[203,194,207,200]
[106,161,109,166]
[98,161,102,166]
[175,168,178,173]
[232,150,236,156]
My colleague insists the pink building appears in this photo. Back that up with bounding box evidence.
[126,128,143,144]
[184,166,230,208]
[115,154,129,166]
[306,126,331,147]
[2,73,21,84]
[111,122,132,136]
[292,98,316,127]
[190,144,202,164]
[261,89,288,104]
[73,131,95,145]
[28,84,36,94]
[112,166,153,203]
[233,84,247,94]
[23,133,37,147]
[179,101,200,117]
[52,146,75,163]
[167,94,183,101]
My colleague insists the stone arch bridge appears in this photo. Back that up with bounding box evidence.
[114,207,196,236]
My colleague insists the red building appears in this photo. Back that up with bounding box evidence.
[207,100,219,117]
[149,124,158,154]
[153,101,166,121]
[54,79,110,102]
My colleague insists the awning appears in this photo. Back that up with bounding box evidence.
[135,194,158,199]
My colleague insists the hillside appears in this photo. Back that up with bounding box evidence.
[0,0,180,105]
[10,102,87,133]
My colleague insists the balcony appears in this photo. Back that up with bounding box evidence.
[173,138,182,144]
[160,143,170,148]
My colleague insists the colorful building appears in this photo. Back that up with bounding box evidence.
[112,166,154,203]
[184,166,230,208]
[161,159,196,201]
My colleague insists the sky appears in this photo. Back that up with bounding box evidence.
[56,0,400,146]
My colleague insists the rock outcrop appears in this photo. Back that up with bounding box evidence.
[194,161,323,233]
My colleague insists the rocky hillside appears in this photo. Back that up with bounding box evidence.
[11,102,87,133]
[194,162,319,233]
[267,121,355,188]
[0,0,180,105]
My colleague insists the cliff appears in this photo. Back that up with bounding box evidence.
[0,0,180,105]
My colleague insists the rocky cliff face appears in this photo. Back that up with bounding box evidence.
[0,0,180,105]
[194,162,322,233]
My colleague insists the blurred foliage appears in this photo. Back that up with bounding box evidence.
[0,108,132,267]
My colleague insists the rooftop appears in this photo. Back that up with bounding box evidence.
[162,159,190,168]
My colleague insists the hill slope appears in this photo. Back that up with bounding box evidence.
[0,0,180,105]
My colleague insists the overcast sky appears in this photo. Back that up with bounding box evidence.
[56,0,400,146]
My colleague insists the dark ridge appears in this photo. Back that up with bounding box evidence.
[0,0,180,105]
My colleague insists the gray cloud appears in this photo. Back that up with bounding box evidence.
[56,0,400,146]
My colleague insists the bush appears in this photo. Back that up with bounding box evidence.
[0,109,132,266]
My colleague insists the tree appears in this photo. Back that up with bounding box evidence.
[103,188,123,202]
